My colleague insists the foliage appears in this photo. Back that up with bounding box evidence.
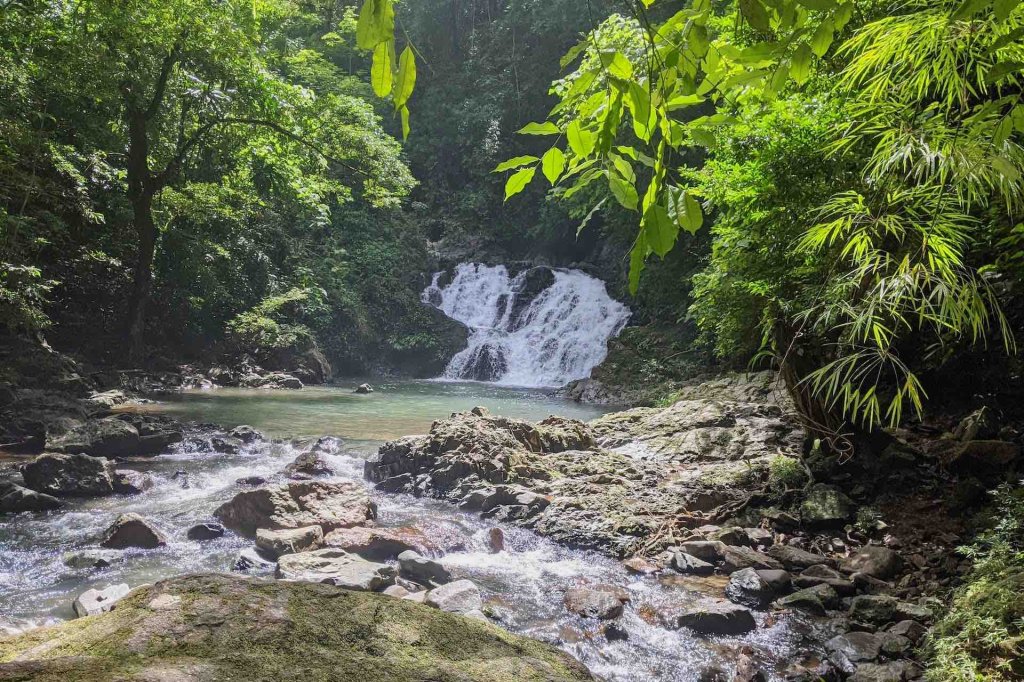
[927,484,1024,682]
[226,288,319,352]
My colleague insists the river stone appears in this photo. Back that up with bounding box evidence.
[256,525,324,558]
[794,564,856,594]
[675,600,756,635]
[894,601,933,623]
[355,383,373,394]
[187,522,225,541]
[841,546,902,580]
[22,452,116,497]
[672,551,715,575]
[0,480,62,512]
[284,450,334,477]
[563,585,629,620]
[112,469,154,495]
[276,548,395,591]
[725,568,777,608]
[46,417,141,458]
[324,525,434,561]
[849,594,898,625]
[826,631,883,672]
[847,662,917,682]
[678,540,726,563]
[398,550,452,586]
[425,579,483,614]
[800,484,855,527]
[767,544,829,569]
[72,583,130,618]
[774,584,838,616]
[0,574,593,681]
[232,548,275,572]
[228,425,263,443]
[63,549,123,570]
[214,479,376,537]
[720,545,783,572]
[100,513,168,549]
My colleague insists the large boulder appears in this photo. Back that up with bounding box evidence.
[45,417,140,458]
[283,450,334,478]
[0,480,62,512]
[100,513,168,549]
[725,568,789,608]
[323,526,435,561]
[0,574,593,681]
[425,579,483,614]
[214,480,376,537]
[563,585,629,620]
[800,484,855,527]
[22,452,116,497]
[842,546,903,580]
[112,470,155,495]
[255,525,324,558]
[275,548,395,591]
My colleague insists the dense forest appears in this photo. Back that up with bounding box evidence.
[2,1,1024,680]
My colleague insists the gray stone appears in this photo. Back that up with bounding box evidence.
[679,540,726,563]
[800,484,855,527]
[284,451,334,478]
[672,551,715,575]
[827,631,882,672]
[256,525,324,558]
[214,479,376,537]
[112,469,154,495]
[894,601,933,623]
[0,480,62,512]
[72,583,130,617]
[187,522,225,541]
[22,452,116,497]
[774,584,839,615]
[720,545,783,572]
[47,417,140,458]
[228,425,263,443]
[725,568,777,608]
[676,600,757,635]
[768,544,829,569]
[842,546,902,580]
[398,550,452,586]
[849,595,897,625]
[794,564,856,594]
[62,549,123,569]
[425,579,483,614]
[232,548,275,571]
[100,513,168,549]
[847,663,914,682]
[888,619,927,643]
[563,584,629,620]
[276,548,395,591]
[354,383,373,394]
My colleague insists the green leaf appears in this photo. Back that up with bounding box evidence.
[599,51,633,80]
[796,0,836,9]
[643,203,678,257]
[504,167,536,201]
[952,0,991,19]
[517,121,560,135]
[400,105,410,140]
[739,0,771,33]
[493,156,540,173]
[356,0,394,50]
[625,82,653,142]
[560,39,590,70]
[810,19,834,57]
[541,147,566,185]
[666,93,704,110]
[985,61,1024,84]
[628,234,648,295]
[791,43,812,85]
[371,41,393,97]
[608,171,639,210]
[995,0,1018,20]
[678,191,703,234]
[567,121,596,157]
[393,45,416,107]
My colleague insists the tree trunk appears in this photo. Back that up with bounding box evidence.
[125,108,156,363]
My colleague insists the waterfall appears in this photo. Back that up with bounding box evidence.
[422,263,631,388]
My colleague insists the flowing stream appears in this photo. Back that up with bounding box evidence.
[423,263,631,387]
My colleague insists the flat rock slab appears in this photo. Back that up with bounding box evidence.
[425,579,483,614]
[276,548,395,591]
[324,525,436,560]
[214,479,377,537]
[73,583,130,618]
[563,585,629,620]
[256,525,324,558]
[0,574,592,681]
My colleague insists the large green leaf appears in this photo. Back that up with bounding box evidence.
[628,233,648,294]
[541,147,565,185]
[608,171,639,211]
[599,51,633,80]
[371,41,393,97]
[493,156,539,173]
[517,121,560,135]
[678,191,703,234]
[567,121,596,157]
[810,19,834,57]
[393,45,416,107]
[791,43,812,85]
[356,0,394,50]
[643,203,678,256]
[739,0,771,33]
[504,167,536,201]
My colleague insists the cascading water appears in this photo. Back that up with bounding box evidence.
[422,263,631,387]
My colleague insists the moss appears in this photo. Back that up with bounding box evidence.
[0,574,591,682]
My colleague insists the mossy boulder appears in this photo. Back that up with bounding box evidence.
[0,573,592,682]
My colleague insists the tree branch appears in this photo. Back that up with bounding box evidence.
[145,40,184,121]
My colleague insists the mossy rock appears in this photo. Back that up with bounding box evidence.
[0,573,592,682]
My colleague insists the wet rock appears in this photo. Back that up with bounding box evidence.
[214,479,376,537]
[114,414,184,453]
[63,549,123,570]
[284,450,334,478]
[679,540,726,563]
[22,452,116,497]
[720,546,783,572]
[847,662,915,682]
[826,631,882,672]
[774,584,839,615]
[354,383,373,394]
[709,526,750,546]
[879,632,911,657]
[894,601,933,623]
[100,513,168,549]
[675,600,757,635]
[256,525,324,558]
[187,522,225,541]
[232,548,275,571]
[849,595,897,625]
[767,544,829,570]
[0,480,62,512]
[624,556,658,574]
[72,583,130,617]
[888,619,927,644]
[743,527,774,549]
[112,469,154,495]
[794,564,856,594]
[228,425,263,443]
[726,568,781,608]
[949,440,1021,468]
[672,551,715,575]
[211,435,242,454]
[276,548,395,591]
[46,417,140,458]
[324,526,434,561]
[603,622,629,641]
[563,584,629,620]
[486,527,505,553]
[84,389,129,412]
[800,484,855,527]
[261,372,304,390]
[425,579,483,614]
[398,550,452,586]
[842,546,902,580]
[236,475,267,486]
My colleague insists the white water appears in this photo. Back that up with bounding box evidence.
[423,263,631,387]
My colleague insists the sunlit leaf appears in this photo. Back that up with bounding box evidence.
[504,167,536,201]
[541,147,565,184]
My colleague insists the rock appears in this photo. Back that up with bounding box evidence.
[849,595,897,625]
[774,584,839,615]
[826,631,882,671]
[720,546,783,572]
[100,513,168,549]
[679,540,726,563]
[800,484,855,527]
[794,564,856,594]
[236,475,267,486]
[603,622,629,641]
[187,523,225,541]
[950,440,1021,467]
[276,548,395,591]
[84,389,129,411]
[255,525,324,558]
[487,527,505,553]
[0,480,62,512]
[675,600,757,635]
[211,435,242,453]
[62,549,123,569]
[398,550,452,586]
[214,479,376,537]
[953,407,998,441]
[284,450,334,477]
[425,579,483,614]
[112,469,154,495]
[767,544,829,569]
[879,632,911,657]
[743,527,774,549]
[228,425,263,443]
[888,619,927,643]
[672,551,715,575]
[623,556,658,574]
[0,574,592,681]
[563,584,629,620]
[354,383,373,394]
[232,548,275,571]
[261,372,303,389]
[894,601,933,623]
[323,526,434,561]
[847,662,914,682]
[46,417,140,457]
[842,546,903,580]
[22,452,116,497]
[382,585,411,598]
[709,526,749,546]
[72,583,130,617]
[403,590,428,604]
[726,568,779,608]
